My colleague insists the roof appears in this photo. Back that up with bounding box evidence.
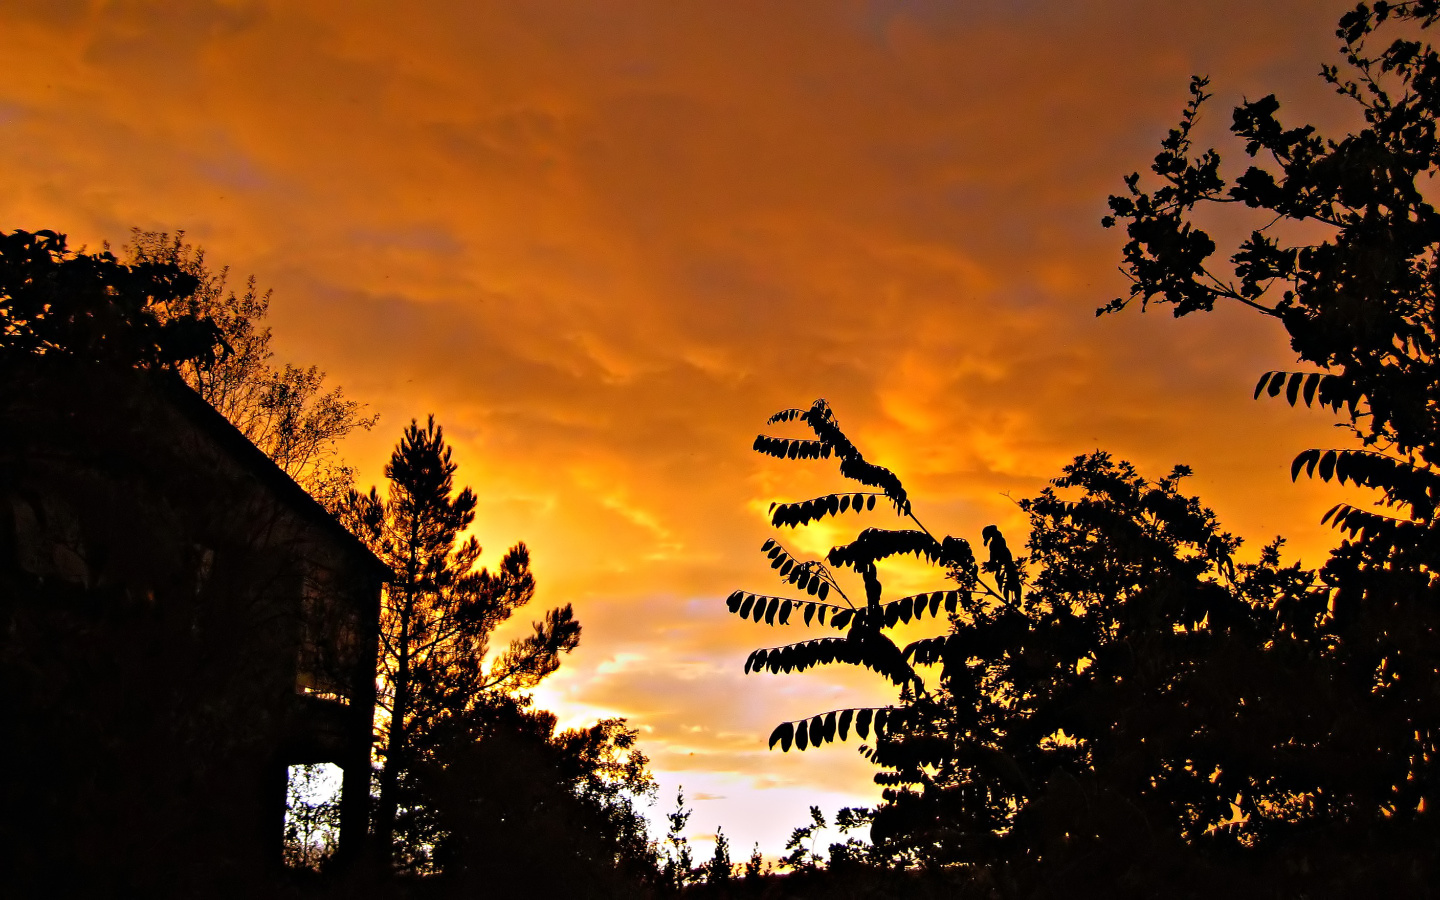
[153,370,393,582]
[0,352,391,582]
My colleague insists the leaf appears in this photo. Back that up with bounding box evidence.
[764,596,779,625]
[726,591,744,613]
[740,595,756,618]
[804,603,815,626]
[839,494,851,513]
[856,708,873,740]
[778,601,793,625]
[1254,371,1271,399]
[761,538,776,553]
[838,709,853,740]
[809,716,825,747]
[945,591,960,613]
[928,592,942,618]
[824,711,837,742]
[832,608,853,629]
[1292,448,1320,481]
[795,722,809,751]
[1319,449,1337,481]
[753,598,768,623]
[769,722,795,751]
[818,582,830,601]
[867,495,876,511]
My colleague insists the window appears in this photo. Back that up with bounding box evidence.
[282,762,343,870]
[295,566,358,703]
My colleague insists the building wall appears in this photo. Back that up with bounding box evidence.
[0,358,382,893]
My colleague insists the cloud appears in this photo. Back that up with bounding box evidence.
[0,0,1364,856]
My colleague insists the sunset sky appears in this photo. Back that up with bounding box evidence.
[2,0,1374,858]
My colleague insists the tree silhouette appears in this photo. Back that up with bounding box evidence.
[728,401,1376,894]
[705,827,734,886]
[1105,1,1440,883]
[125,230,376,508]
[419,695,659,896]
[660,787,700,891]
[0,228,221,368]
[341,416,581,870]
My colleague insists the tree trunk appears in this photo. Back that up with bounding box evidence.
[373,530,420,868]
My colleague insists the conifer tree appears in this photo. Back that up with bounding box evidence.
[342,417,580,868]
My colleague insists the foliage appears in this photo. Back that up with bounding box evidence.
[781,806,830,874]
[729,400,1400,893]
[416,694,659,896]
[1104,0,1440,882]
[341,416,581,871]
[730,400,1018,760]
[0,228,222,368]
[744,843,767,884]
[661,787,700,890]
[706,827,735,886]
[125,230,376,507]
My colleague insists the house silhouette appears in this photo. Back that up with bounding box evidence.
[1,356,387,895]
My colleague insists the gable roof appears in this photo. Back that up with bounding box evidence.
[153,370,392,582]
[1,353,391,582]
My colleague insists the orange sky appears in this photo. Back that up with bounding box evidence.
[2,0,1373,858]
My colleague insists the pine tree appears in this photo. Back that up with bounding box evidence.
[342,417,580,869]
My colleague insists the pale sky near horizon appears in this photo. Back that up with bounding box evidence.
[2,0,1373,858]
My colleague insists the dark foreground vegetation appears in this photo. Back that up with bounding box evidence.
[5,2,1440,897]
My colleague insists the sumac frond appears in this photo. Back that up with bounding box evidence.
[766,706,905,751]
[827,528,944,570]
[766,408,805,425]
[1292,448,1439,518]
[753,434,831,461]
[770,492,876,528]
[1253,370,1361,415]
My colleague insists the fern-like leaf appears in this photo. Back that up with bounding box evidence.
[827,528,944,570]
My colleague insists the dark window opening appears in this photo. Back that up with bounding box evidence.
[296,568,358,703]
